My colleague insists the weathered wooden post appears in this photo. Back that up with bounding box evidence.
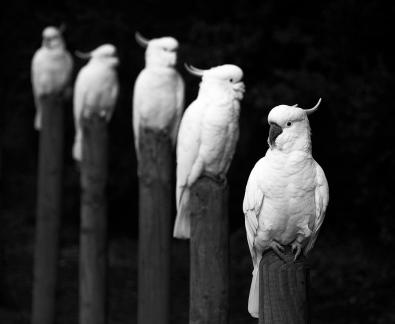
[72,44,119,324]
[133,32,184,324]
[189,176,229,324]
[137,128,173,324]
[31,25,73,324]
[79,115,108,324]
[32,95,64,324]
[259,248,310,324]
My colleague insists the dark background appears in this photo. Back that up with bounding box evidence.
[1,0,395,323]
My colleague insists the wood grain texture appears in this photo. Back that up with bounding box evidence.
[32,95,64,324]
[79,114,108,324]
[137,127,172,324]
[189,176,229,324]
[259,248,310,324]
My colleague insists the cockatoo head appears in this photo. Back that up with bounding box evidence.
[267,98,321,153]
[185,64,245,100]
[135,32,179,68]
[75,44,119,67]
[42,26,65,49]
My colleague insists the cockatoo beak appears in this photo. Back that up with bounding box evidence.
[184,64,205,77]
[268,123,283,147]
[135,32,150,48]
[75,50,91,59]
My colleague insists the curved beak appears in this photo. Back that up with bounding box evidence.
[135,32,150,48]
[75,50,91,59]
[184,64,205,77]
[233,82,245,93]
[268,123,283,147]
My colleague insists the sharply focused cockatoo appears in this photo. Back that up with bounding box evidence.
[31,25,73,130]
[132,32,184,158]
[243,99,329,318]
[173,64,245,239]
[72,44,119,161]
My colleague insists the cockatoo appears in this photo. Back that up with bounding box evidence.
[72,44,119,162]
[31,25,73,130]
[173,64,245,239]
[132,32,184,158]
[243,99,329,318]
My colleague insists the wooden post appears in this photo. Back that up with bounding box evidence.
[259,248,310,324]
[32,95,64,324]
[79,114,108,324]
[189,176,229,324]
[137,127,172,324]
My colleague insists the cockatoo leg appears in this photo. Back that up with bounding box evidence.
[291,234,305,261]
[269,240,287,261]
[204,171,226,185]
[291,241,302,261]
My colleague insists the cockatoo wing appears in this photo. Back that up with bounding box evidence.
[305,161,329,254]
[72,65,89,161]
[31,49,46,129]
[173,99,203,238]
[132,71,146,156]
[176,99,204,205]
[243,158,266,267]
[243,157,266,319]
[170,73,185,147]
[31,49,49,96]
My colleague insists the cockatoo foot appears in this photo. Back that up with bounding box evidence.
[203,172,227,186]
[269,241,286,261]
[291,241,302,261]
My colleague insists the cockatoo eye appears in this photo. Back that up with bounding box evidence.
[286,121,292,127]
[229,78,233,82]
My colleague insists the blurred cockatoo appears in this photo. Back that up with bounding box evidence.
[132,32,184,158]
[243,99,329,318]
[31,25,73,130]
[173,64,245,239]
[72,44,119,161]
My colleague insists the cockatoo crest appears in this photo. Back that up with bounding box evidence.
[135,32,179,68]
[186,64,245,100]
[75,44,119,67]
[267,98,321,153]
[42,26,65,49]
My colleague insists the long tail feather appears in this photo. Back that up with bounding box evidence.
[173,189,191,239]
[34,96,42,130]
[72,131,82,161]
[248,265,260,318]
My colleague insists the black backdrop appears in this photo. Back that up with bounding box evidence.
[1,1,395,322]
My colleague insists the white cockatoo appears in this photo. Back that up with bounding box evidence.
[72,44,119,162]
[132,32,184,158]
[243,99,329,318]
[173,64,245,239]
[31,25,73,130]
